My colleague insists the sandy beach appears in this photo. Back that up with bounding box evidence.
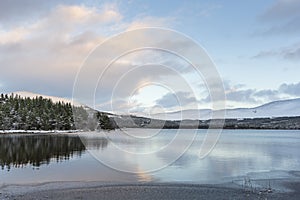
[1,178,300,200]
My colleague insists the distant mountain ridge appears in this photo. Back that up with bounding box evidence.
[152,98,300,120]
[10,91,300,120]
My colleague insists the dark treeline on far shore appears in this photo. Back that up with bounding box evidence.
[112,115,300,130]
[0,93,115,131]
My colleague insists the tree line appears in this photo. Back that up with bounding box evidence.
[0,93,115,131]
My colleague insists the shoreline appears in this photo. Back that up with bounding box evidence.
[1,173,300,200]
[0,130,82,134]
[1,128,300,134]
[1,179,299,200]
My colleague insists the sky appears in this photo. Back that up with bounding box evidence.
[0,0,300,114]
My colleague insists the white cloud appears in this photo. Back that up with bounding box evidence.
[0,27,29,44]
[0,3,175,102]
[51,4,122,25]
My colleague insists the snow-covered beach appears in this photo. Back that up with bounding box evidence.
[0,130,80,134]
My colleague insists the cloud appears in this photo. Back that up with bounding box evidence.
[50,4,122,25]
[252,50,278,59]
[283,46,300,60]
[259,17,300,36]
[199,80,254,103]
[199,80,285,106]
[125,16,174,30]
[253,89,278,97]
[226,89,258,103]
[224,87,282,104]
[279,82,300,96]
[96,98,144,114]
[0,0,80,27]
[252,43,300,61]
[185,79,300,109]
[258,0,300,35]
[220,81,300,105]
[253,89,279,101]
[0,5,108,96]
[260,0,300,21]
[0,27,29,45]
[1,3,202,114]
[155,91,197,108]
[173,1,222,19]
[3,1,298,113]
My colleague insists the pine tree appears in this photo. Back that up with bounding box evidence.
[96,112,115,130]
[0,93,113,131]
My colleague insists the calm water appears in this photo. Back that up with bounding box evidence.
[1,129,300,185]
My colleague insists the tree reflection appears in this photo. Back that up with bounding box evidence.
[0,134,108,170]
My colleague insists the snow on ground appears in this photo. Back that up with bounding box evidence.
[152,98,300,120]
[11,91,81,106]
[0,130,80,134]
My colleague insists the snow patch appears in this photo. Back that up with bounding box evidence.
[152,98,300,120]
[11,91,81,106]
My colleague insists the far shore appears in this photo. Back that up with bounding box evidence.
[1,127,300,135]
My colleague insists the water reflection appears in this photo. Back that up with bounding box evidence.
[152,130,300,183]
[84,130,300,183]
[0,134,108,170]
[1,130,300,185]
[80,137,108,150]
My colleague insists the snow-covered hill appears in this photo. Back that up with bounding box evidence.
[11,91,81,106]
[152,98,300,120]
[9,91,300,120]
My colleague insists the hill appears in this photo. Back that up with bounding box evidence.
[0,93,114,131]
[151,98,300,120]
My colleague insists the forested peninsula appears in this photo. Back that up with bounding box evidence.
[0,94,114,131]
